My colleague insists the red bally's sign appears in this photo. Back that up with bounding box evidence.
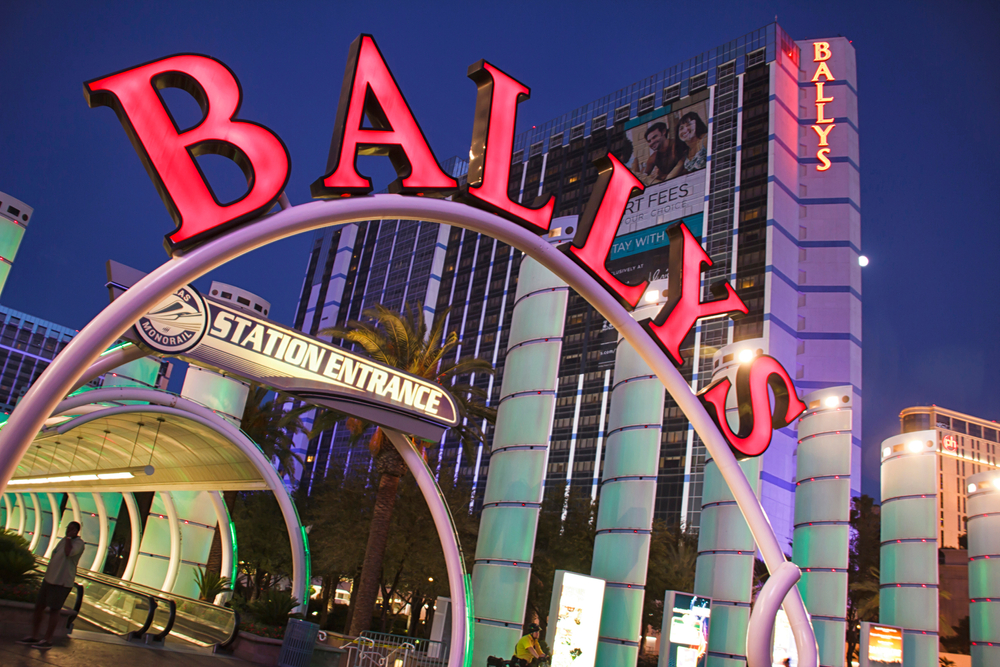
[84,34,806,459]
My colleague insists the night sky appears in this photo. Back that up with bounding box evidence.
[2,1,998,498]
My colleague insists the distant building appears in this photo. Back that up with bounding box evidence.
[899,405,1000,548]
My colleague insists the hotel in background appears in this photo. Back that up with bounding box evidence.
[291,23,861,548]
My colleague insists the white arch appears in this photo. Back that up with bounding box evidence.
[121,491,142,581]
[160,491,181,593]
[209,491,235,605]
[14,493,26,535]
[89,491,110,573]
[47,386,309,612]
[28,492,41,551]
[0,196,817,667]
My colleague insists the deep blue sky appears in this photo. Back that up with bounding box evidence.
[2,1,997,498]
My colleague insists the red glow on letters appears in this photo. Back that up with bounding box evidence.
[560,154,646,309]
[698,355,807,458]
[311,35,457,198]
[463,61,554,233]
[640,222,748,366]
[84,54,291,251]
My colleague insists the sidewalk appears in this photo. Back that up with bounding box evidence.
[0,630,259,667]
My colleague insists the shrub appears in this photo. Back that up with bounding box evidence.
[0,530,38,585]
[247,589,302,626]
[193,567,233,602]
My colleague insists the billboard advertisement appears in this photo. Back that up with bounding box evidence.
[860,623,903,667]
[606,90,710,287]
[658,591,711,667]
[545,571,605,667]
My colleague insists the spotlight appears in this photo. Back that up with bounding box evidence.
[643,289,660,304]
[968,483,977,493]
[882,447,891,458]
[738,349,754,363]
[823,396,838,408]
[906,440,923,453]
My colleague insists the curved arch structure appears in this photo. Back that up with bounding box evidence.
[0,196,818,667]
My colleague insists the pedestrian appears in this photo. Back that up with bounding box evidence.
[17,521,85,650]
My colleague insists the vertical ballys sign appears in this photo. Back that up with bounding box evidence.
[85,34,806,459]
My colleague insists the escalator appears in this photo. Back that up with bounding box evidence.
[39,556,239,650]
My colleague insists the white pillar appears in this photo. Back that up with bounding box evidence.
[27,492,42,551]
[121,491,142,581]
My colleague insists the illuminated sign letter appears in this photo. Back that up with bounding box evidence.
[811,42,837,172]
[463,61,554,233]
[640,222,748,366]
[311,35,457,198]
[560,154,646,309]
[813,42,832,62]
[698,355,807,458]
[84,55,291,252]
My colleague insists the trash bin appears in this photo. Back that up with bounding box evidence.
[278,618,320,667]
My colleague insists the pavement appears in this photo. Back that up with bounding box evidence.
[0,630,258,667]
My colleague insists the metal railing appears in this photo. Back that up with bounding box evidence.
[340,631,445,667]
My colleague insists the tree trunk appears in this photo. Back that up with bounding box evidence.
[348,471,402,636]
[344,568,361,633]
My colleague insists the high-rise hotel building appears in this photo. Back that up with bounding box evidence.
[899,406,1000,548]
[292,23,861,546]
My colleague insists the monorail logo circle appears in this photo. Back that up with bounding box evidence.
[135,285,209,354]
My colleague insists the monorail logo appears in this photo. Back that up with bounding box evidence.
[135,285,208,354]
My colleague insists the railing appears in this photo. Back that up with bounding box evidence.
[37,556,237,648]
[341,631,446,667]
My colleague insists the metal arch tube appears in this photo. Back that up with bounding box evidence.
[90,491,110,573]
[384,430,467,667]
[122,491,142,581]
[2,493,10,530]
[0,196,816,666]
[209,490,235,606]
[15,493,26,535]
[160,490,181,593]
[42,492,60,558]
[46,387,309,613]
[28,492,41,551]
[746,561,802,667]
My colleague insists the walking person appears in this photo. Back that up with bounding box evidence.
[17,521,85,650]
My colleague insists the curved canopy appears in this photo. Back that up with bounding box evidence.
[19,408,268,492]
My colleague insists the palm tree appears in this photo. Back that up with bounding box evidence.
[314,302,496,636]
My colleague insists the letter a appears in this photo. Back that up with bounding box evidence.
[639,222,748,366]
[462,61,554,234]
[85,55,291,252]
[311,35,457,198]
[697,355,806,458]
[560,154,646,309]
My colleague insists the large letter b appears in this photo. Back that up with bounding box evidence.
[85,55,291,252]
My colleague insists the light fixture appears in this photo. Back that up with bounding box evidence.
[882,447,891,458]
[823,396,839,408]
[7,465,154,487]
[643,289,659,304]
[858,255,869,267]
[906,440,923,453]
[968,483,977,493]
[738,349,754,363]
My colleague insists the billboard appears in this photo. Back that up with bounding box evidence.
[860,623,903,667]
[771,609,797,667]
[606,90,709,287]
[658,591,711,667]
[545,571,605,667]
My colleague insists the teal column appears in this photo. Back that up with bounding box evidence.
[471,256,567,666]
[793,387,852,667]
[692,343,763,667]
[967,470,1000,667]
[592,299,663,667]
[879,431,938,667]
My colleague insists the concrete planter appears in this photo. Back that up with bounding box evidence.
[230,630,345,666]
[0,599,75,643]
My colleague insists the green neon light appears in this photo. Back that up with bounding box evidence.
[228,518,239,586]
[100,341,134,357]
[464,573,475,667]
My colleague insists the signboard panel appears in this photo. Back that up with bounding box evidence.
[545,570,605,667]
[659,591,711,667]
[860,622,903,667]
[113,266,458,440]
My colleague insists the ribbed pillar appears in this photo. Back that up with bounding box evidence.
[793,387,852,667]
[879,431,938,667]
[471,256,567,666]
[592,299,663,667]
[693,343,763,667]
[967,470,1000,667]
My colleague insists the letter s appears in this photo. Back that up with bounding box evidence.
[697,355,806,458]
